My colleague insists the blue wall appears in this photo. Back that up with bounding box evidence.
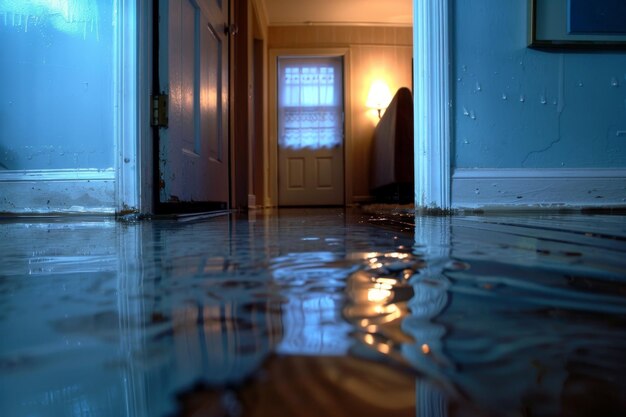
[0,1,114,171]
[452,0,626,169]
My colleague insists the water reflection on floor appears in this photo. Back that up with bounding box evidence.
[1,208,625,417]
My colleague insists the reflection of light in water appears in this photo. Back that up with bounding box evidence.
[271,251,354,355]
[368,286,391,302]
[367,278,395,302]
[362,251,409,261]
[276,295,352,356]
[344,266,415,361]
[0,0,100,39]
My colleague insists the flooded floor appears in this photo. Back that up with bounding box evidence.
[1,208,625,417]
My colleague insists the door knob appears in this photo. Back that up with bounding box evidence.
[225,24,238,36]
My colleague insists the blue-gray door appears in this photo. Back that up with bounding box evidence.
[157,0,230,212]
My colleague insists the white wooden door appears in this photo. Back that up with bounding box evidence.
[157,0,229,211]
[277,56,345,206]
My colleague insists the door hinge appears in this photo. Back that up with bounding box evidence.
[151,94,169,128]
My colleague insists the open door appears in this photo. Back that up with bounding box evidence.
[155,0,230,213]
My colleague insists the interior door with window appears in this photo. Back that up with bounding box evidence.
[156,0,229,212]
[277,56,345,206]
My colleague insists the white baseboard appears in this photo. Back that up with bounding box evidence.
[452,168,626,210]
[0,169,116,214]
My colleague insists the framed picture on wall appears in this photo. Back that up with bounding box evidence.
[529,0,626,49]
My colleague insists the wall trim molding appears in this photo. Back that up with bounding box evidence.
[0,169,115,182]
[452,168,626,209]
[413,0,451,211]
[0,169,115,214]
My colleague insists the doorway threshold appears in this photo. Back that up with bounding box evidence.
[150,210,233,222]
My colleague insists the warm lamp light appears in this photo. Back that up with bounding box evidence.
[366,80,392,118]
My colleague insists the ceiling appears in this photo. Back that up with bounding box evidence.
[261,0,412,27]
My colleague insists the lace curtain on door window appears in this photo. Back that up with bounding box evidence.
[278,61,343,149]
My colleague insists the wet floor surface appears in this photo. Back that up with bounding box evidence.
[1,208,625,417]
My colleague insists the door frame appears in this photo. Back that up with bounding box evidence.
[135,0,453,214]
[117,0,144,215]
[413,0,452,211]
[268,48,353,207]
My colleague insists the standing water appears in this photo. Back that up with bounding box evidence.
[0,208,625,417]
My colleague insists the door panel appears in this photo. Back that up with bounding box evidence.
[277,56,345,207]
[287,158,305,189]
[279,147,344,206]
[158,0,229,211]
[316,158,333,188]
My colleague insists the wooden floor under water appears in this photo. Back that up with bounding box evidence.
[1,208,625,417]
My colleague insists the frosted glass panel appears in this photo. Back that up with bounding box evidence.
[0,0,115,170]
[278,57,344,150]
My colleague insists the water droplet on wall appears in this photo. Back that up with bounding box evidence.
[463,139,470,144]
[577,81,584,87]
[519,95,525,103]
[475,82,482,92]
[470,111,476,120]
[463,107,469,116]
[540,96,547,105]
[611,77,619,87]
[501,93,507,100]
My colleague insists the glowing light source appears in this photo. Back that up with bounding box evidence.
[366,80,393,118]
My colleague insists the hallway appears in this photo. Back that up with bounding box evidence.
[1,209,625,417]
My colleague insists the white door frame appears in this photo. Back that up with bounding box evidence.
[135,0,454,214]
[119,0,156,216]
[268,48,353,207]
[413,0,452,212]
[116,0,143,215]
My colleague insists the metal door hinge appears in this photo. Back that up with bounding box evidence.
[151,94,169,128]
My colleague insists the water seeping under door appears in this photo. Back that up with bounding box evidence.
[155,0,230,213]
[277,56,345,206]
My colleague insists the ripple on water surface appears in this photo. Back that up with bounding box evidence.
[0,212,625,417]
